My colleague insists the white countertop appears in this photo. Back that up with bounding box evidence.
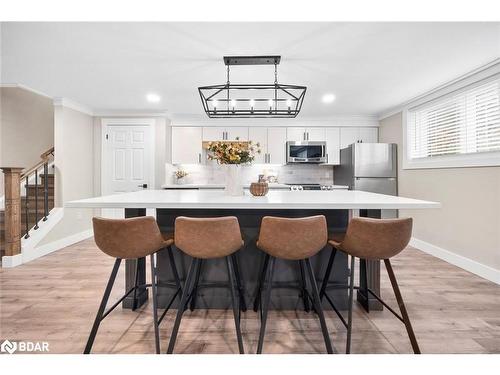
[66,189,440,210]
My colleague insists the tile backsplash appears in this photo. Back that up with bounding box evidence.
[166,162,334,185]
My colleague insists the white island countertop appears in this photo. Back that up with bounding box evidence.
[66,189,440,210]
[161,183,293,189]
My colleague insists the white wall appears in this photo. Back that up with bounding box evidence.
[0,87,54,196]
[379,112,500,279]
[37,105,94,245]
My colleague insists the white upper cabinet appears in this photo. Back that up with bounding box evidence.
[287,127,326,141]
[248,127,267,164]
[340,127,378,149]
[172,127,203,164]
[325,128,340,165]
[248,127,287,165]
[202,127,248,141]
[267,127,287,165]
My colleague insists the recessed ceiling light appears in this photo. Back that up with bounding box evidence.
[146,93,161,103]
[322,93,336,104]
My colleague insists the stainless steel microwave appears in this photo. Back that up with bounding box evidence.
[286,141,327,164]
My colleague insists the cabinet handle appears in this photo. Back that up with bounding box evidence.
[268,153,271,163]
[303,132,306,141]
[198,153,201,163]
[307,132,309,141]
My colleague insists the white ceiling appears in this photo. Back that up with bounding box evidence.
[1,22,499,118]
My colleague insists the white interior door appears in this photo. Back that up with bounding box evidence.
[102,119,155,218]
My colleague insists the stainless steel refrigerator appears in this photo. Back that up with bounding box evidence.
[334,143,398,217]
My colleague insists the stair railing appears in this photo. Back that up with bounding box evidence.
[19,147,54,239]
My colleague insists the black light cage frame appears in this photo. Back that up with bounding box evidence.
[198,84,307,118]
[198,55,307,118]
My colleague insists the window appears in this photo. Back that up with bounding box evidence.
[406,76,500,168]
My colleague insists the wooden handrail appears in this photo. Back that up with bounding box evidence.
[20,147,54,179]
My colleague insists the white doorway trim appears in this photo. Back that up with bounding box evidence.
[100,118,156,196]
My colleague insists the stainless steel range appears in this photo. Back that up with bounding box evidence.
[286,184,347,191]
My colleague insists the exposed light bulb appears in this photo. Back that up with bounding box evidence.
[250,99,255,107]
[322,93,336,104]
[231,99,236,107]
[286,99,292,108]
[268,99,273,107]
[212,99,218,108]
[146,93,161,103]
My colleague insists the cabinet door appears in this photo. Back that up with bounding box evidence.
[202,127,225,141]
[306,127,326,141]
[226,127,248,141]
[248,127,267,164]
[358,127,378,143]
[172,127,203,164]
[325,128,340,165]
[267,127,287,165]
[286,127,306,141]
[340,127,359,149]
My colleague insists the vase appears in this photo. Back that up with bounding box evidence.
[225,164,244,196]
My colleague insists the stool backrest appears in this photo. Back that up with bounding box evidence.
[257,215,328,260]
[341,217,413,260]
[93,216,164,259]
[174,216,243,259]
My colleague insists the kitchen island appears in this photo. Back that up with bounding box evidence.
[66,189,439,311]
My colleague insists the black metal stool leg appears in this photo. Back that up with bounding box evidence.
[132,258,140,311]
[320,248,337,301]
[346,255,355,354]
[299,260,310,312]
[227,256,245,354]
[384,259,421,354]
[304,258,334,354]
[360,258,370,313]
[150,253,161,354]
[167,258,200,354]
[84,258,122,354]
[189,259,203,311]
[253,254,270,312]
[167,246,183,300]
[256,256,276,354]
[231,254,247,312]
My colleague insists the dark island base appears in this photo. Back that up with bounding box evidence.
[123,208,383,312]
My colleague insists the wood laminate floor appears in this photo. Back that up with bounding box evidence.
[1,238,499,354]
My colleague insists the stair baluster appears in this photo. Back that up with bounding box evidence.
[24,176,30,239]
[43,162,49,221]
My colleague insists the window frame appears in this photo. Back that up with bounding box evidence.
[403,65,500,170]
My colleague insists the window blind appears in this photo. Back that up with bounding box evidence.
[408,77,500,159]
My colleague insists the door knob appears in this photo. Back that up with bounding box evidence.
[138,183,148,188]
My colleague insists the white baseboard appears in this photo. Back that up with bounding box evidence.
[1,253,23,268]
[410,237,500,285]
[21,229,93,264]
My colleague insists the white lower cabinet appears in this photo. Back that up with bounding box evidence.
[172,127,203,164]
[248,127,287,165]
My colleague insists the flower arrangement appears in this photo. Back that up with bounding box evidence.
[206,138,261,165]
[174,169,188,180]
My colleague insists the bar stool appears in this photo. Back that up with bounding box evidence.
[253,215,333,354]
[167,216,246,354]
[320,217,420,354]
[84,216,182,354]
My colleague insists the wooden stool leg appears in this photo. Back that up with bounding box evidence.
[384,259,421,354]
[253,254,270,312]
[256,256,276,354]
[227,256,245,354]
[346,256,356,354]
[167,258,200,354]
[304,258,334,354]
[150,254,161,354]
[84,258,122,354]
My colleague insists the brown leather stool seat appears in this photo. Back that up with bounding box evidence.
[167,216,246,354]
[320,217,420,354]
[85,216,182,354]
[253,215,333,354]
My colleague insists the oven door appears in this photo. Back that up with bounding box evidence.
[287,142,327,163]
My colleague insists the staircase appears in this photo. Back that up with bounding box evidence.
[1,148,55,259]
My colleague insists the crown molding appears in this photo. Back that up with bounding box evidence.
[53,97,94,116]
[378,58,500,121]
[0,83,53,99]
[93,110,169,118]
